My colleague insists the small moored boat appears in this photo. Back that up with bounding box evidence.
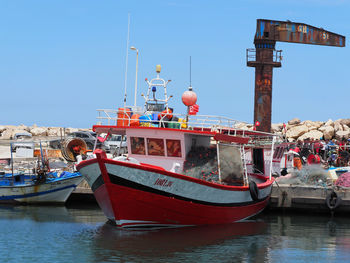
[0,171,83,204]
[0,144,83,204]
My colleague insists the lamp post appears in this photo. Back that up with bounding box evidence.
[130,46,139,107]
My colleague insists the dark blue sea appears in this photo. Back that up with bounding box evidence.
[0,204,349,263]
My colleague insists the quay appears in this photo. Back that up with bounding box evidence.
[70,182,350,215]
[69,185,96,204]
[269,184,350,214]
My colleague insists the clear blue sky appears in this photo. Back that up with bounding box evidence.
[1,0,349,128]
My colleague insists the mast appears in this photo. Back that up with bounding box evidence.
[143,65,172,113]
[123,14,131,108]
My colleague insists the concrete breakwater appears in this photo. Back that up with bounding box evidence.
[1,117,350,142]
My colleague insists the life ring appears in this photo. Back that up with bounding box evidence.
[249,181,259,201]
[326,191,342,211]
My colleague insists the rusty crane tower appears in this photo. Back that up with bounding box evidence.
[247,19,345,132]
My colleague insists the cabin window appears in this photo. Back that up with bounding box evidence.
[166,139,182,157]
[130,137,146,155]
[147,138,165,156]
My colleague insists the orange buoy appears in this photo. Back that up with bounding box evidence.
[158,108,173,121]
[130,114,141,126]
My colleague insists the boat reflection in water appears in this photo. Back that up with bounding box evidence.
[93,221,268,262]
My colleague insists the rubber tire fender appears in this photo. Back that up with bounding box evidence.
[326,191,342,211]
[249,181,259,201]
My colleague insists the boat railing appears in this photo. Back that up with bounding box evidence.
[96,108,280,142]
[96,108,244,130]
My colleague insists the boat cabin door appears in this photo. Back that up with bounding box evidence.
[253,148,264,174]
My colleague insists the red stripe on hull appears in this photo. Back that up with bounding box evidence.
[103,182,269,227]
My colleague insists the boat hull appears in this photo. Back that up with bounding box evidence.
[78,154,273,228]
[0,175,83,204]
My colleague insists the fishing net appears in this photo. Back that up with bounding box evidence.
[182,146,219,182]
[182,143,244,185]
[217,144,244,184]
[335,172,350,187]
[275,165,328,186]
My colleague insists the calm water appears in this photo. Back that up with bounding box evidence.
[0,205,350,263]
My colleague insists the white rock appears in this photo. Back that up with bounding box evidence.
[318,126,327,132]
[287,137,295,142]
[0,126,7,133]
[315,121,325,127]
[65,128,79,134]
[286,123,297,130]
[288,118,301,125]
[47,127,62,137]
[301,120,323,130]
[0,129,14,140]
[335,130,350,140]
[325,119,334,127]
[343,124,350,132]
[334,121,343,132]
[271,123,283,133]
[321,126,335,140]
[297,130,324,141]
[0,128,28,139]
[17,124,29,132]
[286,125,308,139]
[30,127,47,136]
[340,118,350,127]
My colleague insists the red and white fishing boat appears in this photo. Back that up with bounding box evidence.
[77,65,276,228]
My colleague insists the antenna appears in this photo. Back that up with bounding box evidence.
[123,14,131,107]
[189,56,192,90]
